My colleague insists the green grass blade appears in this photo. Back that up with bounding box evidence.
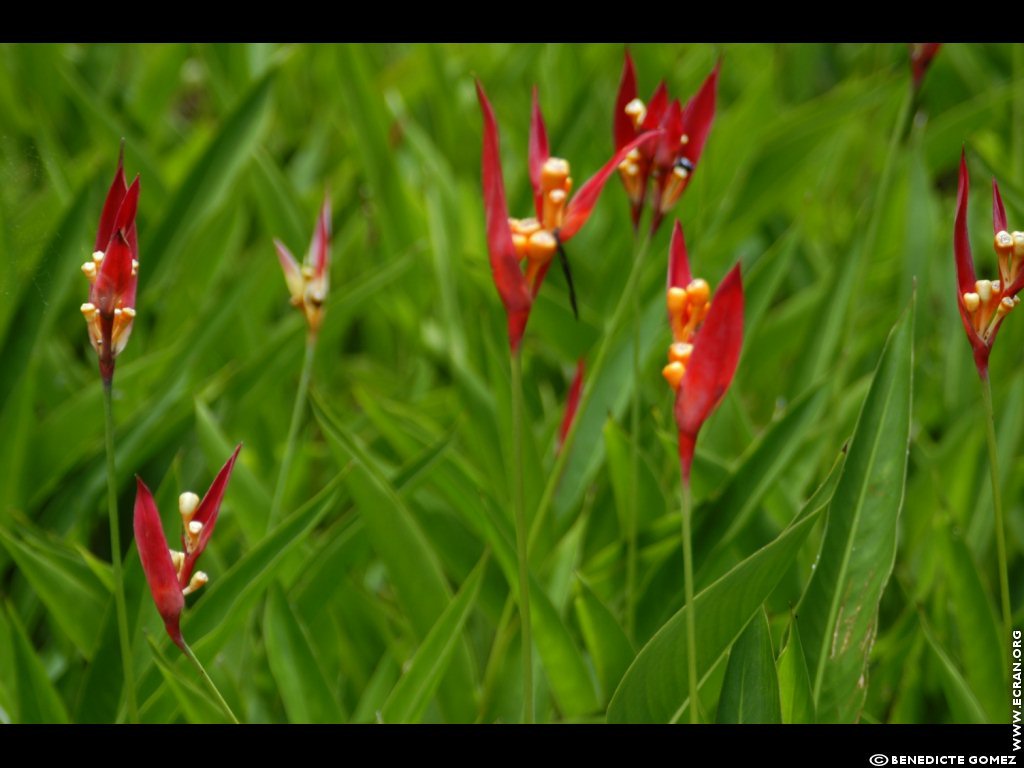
[4,601,70,724]
[145,69,275,283]
[608,478,835,723]
[0,522,110,659]
[311,393,477,722]
[919,614,989,724]
[799,300,915,723]
[573,577,634,703]
[777,614,815,724]
[146,635,227,724]
[380,553,487,724]
[716,607,782,723]
[264,584,347,723]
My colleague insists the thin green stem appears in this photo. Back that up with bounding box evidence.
[681,479,699,724]
[104,382,138,724]
[980,376,1012,641]
[268,333,317,532]
[626,229,652,643]
[180,640,240,724]
[528,236,653,557]
[510,351,533,723]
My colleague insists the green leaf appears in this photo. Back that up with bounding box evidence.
[0,522,110,659]
[919,615,988,724]
[695,383,828,565]
[716,607,782,723]
[4,602,70,724]
[938,518,1004,721]
[380,553,487,724]
[146,635,227,724]
[311,393,476,722]
[145,69,275,283]
[798,301,914,723]
[573,577,634,702]
[603,417,667,536]
[777,614,815,724]
[608,476,835,723]
[264,584,347,723]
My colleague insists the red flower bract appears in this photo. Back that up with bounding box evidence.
[477,80,659,352]
[134,444,242,650]
[954,151,1023,379]
[557,358,585,452]
[81,146,141,384]
[614,51,719,233]
[275,194,331,335]
[910,44,942,89]
[661,222,744,483]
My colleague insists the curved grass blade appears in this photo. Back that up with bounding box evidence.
[607,459,839,723]
[798,300,914,723]
[777,614,815,724]
[4,602,70,724]
[716,606,782,723]
[264,584,347,723]
[380,553,488,724]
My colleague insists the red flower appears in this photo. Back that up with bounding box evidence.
[910,44,942,89]
[81,146,140,384]
[614,51,719,233]
[661,222,743,483]
[477,81,659,352]
[557,358,585,452]
[275,194,331,335]
[134,444,242,649]
[954,152,1023,379]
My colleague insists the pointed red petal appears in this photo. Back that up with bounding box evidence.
[94,147,128,252]
[275,239,303,297]
[477,81,532,352]
[134,477,185,648]
[668,220,692,290]
[560,130,660,241]
[641,82,669,134]
[910,43,941,89]
[557,358,585,451]
[529,86,550,220]
[954,153,977,295]
[189,444,242,557]
[93,232,135,317]
[614,50,638,151]
[675,264,744,482]
[310,194,331,279]
[993,179,1007,234]
[654,99,683,171]
[954,152,988,376]
[679,61,720,168]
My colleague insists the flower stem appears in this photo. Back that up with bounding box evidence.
[980,375,1012,641]
[510,350,534,724]
[103,381,138,724]
[268,333,317,532]
[680,478,699,724]
[180,640,240,724]
[626,229,652,643]
[528,236,653,556]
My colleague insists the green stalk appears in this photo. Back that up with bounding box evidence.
[528,236,653,556]
[680,479,699,724]
[104,381,138,724]
[980,375,1012,641]
[626,229,652,643]
[268,333,317,532]
[180,640,240,724]
[510,351,533,723]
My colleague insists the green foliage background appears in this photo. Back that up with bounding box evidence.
[0,42,1021,723]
